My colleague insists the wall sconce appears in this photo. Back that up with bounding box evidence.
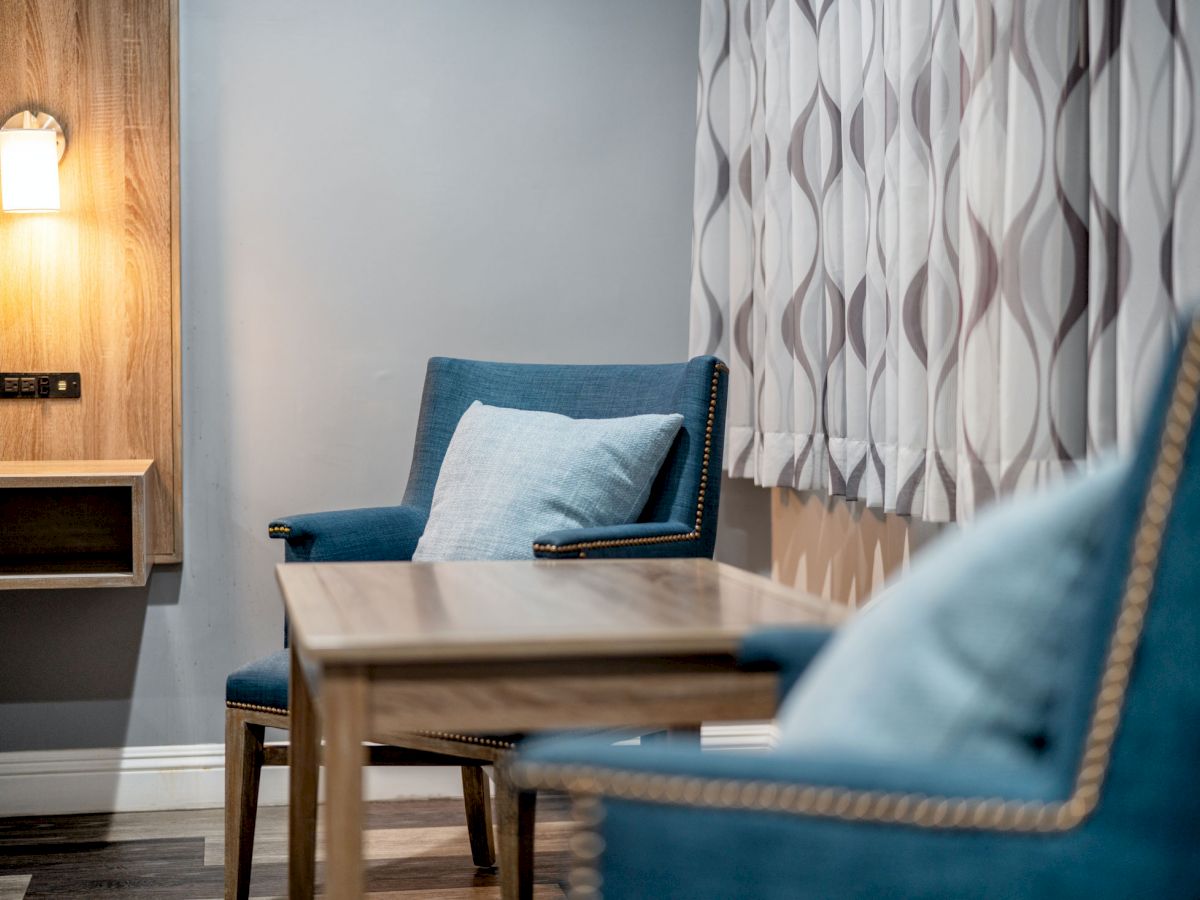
[0,111,66,213]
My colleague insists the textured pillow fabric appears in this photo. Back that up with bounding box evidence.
[777,458,1129,767]
[412,401,683,561]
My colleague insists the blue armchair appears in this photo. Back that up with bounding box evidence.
[223,355,727,899]
[509,322,1200,898]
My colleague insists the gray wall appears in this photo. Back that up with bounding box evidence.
[0,0,716,752]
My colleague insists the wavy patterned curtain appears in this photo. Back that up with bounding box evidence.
[690,0,1200,521]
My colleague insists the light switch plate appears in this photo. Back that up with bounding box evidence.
[0,372,81,399]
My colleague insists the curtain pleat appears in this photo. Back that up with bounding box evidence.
[691,0,1197,521]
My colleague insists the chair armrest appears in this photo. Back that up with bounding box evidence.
[268,504,428,562]
[738,626,835,700]
[510,737,1060,899]
[532,521,702,559]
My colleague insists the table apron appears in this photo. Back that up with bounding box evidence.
[361,670,779,734]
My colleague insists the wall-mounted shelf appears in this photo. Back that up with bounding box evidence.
[0,460,154,590]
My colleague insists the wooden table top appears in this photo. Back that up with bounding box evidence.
[278,558,838,664]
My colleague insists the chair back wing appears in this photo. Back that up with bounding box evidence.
[1046,315,1200,847]
[401,357,728,553]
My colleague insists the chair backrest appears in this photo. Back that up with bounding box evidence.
[401,356,729,556]
[1042,315,1200,862]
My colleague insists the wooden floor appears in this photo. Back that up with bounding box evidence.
[0,796,572,899]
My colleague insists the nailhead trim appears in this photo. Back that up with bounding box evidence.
[416,730,516,750]
[227,701,289,716]
[226,703,516,752]
[268,524,291,537]
[513,325,1200,845]
[567,794,607,900]
[533,361,727,554]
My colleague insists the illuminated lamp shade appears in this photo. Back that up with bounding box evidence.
[0,111,66,213]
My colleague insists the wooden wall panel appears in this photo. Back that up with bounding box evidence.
[0,0,181,562]
[770,488,944,608]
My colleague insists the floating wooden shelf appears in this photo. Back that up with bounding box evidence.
[0,460,154,590]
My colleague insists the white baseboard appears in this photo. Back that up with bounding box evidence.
[0,723,776,817]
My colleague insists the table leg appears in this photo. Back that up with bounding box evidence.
[496,772,536,900]
[288,645,319,899]
[323,668,368,900]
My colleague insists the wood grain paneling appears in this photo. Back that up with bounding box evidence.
[0,0,181,563]
[771,487,944,608]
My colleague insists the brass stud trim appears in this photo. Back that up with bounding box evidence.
[268,524,292,537]
[513,323,1200,839]
[566,794,607,900]
[415,730,517,750]
[533,362,726,554]
[226,701,289,716]
[226,702,517,751]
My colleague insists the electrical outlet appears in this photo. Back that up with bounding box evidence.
[0,373,81,400]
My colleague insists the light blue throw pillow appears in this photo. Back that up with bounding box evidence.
[777,458,1128,766]
[412,401,683,561]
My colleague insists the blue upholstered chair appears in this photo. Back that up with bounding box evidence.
[509,322,1200,898]
[223,356,727,899]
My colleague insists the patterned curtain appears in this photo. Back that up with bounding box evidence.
[690,0,1200,521]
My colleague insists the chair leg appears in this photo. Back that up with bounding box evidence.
[460,765,496,867]
[224,708,265,900]
[495,771,536,900]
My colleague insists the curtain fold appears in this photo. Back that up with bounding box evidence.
[690,0,1199,521]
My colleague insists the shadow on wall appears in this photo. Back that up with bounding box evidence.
[0,567,181,753]
[712,475,773,577]
[771,488,944,608]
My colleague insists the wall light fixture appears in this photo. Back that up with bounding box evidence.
[0,111,66,213]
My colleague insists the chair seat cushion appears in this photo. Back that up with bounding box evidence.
[776,458,1129,767]
[226,650,289,712]
[413,401,683,560]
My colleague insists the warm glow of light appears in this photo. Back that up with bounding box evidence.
[0,128,61,213]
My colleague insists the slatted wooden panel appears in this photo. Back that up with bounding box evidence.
[0,0,181,562]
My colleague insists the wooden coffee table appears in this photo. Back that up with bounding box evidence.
[279,558,836,899]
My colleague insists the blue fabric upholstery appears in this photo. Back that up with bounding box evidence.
[512,319,1200,897]
[226,650,288,712]
[270,504,428,563]
[533,521,704,559]
[737,626,834,701]
[232,356,728,709]
[269,356,726,561]
[405,357,727,558]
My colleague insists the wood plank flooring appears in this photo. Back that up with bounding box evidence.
[0,797,571,898]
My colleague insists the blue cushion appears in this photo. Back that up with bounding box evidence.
[226,650,289,712]
[777,458,1129,767]
[413,402,683,560]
